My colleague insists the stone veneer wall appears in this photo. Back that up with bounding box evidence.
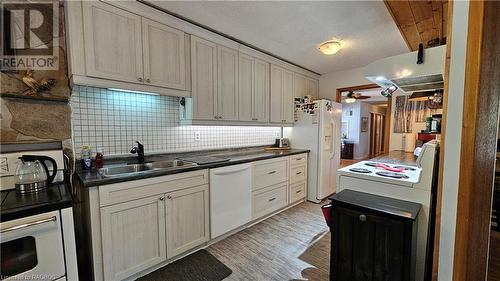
[1,2,72,154]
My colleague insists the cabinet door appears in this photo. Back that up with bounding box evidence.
[283,69,295,123]
[191,36,217,120]
[101,195,166,281]
[294,73,308,99]
[82,1,143,83]
[307,78,319,97]
[166,185,209,259]
[217,46,239,121]
[238,53,253,122]
[270,65,284,123]
[253,59,270,122]
[142,18,186,90]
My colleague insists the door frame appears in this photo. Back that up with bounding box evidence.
[335,84,391,154]
[450,1,500,280]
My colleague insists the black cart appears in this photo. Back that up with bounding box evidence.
[328,190,421,281]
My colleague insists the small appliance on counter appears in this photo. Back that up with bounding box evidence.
[14,155,58,194]
[274,138,290,148]
[0,141,78,281]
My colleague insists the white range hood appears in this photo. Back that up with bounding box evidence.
[364,45,446,93]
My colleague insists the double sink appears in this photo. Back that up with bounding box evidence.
[98,160,197,178]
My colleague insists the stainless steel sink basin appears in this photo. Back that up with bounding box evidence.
[98,164,154,177]
[98,160,197,177]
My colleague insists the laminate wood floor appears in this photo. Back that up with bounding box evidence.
[488,230,500,281]
[207,201,330,281]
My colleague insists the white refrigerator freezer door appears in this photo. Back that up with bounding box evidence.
[317,101,342,199]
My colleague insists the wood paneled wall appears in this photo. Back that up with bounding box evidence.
[384,0,448,51]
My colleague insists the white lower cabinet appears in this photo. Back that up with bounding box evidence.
[252,183,288,219]
[100,195,166,281]
[166,185,209,259]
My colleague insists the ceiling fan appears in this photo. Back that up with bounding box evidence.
[344,91,371,103]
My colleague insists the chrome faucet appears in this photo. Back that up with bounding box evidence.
[130,141,145,164]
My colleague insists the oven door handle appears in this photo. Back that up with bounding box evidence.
[0,216,57,233]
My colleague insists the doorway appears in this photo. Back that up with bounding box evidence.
[369,112,385,156]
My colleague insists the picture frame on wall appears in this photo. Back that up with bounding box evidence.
[361,117,368,132]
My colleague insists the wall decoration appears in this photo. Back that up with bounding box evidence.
[394,95,414,133]
[341,121,349,139]
[414,100,431,122]
[361,117,369,132]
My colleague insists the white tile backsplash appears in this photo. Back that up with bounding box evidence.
[70,86,281,156]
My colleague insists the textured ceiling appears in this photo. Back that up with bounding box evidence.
[146,0,408,74]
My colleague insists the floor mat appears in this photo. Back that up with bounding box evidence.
[136,249,232,281]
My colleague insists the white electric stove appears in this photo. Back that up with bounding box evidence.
[337,141,439,281]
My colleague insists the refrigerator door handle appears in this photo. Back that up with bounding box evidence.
[330,120,336,158]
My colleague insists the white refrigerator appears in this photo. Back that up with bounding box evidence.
[283,99,342,203]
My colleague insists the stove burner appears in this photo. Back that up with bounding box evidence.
[364,162,379,167]
[349,168,372,174]
[376,171,409,179]
[393,165,417,171]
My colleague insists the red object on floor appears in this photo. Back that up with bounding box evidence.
[321,204,332,227]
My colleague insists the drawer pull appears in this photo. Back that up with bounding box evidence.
[295,158,303,161]
[268,197,276,202]
[295,190,302,194]
[268,171,277,175]
[295,171,302,175]
[359,214,367,222]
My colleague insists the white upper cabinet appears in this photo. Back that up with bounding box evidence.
[283,69,295,123]
[238,53,254,122]
[239,54,269,122]
[217,45,239,121]
[191,35,217,120]
[253,59,270,122]
[294,73,308,100]
[270,65,294,124]
[82,1,143,83]
[307,77,319,97]
[142,18,186,90]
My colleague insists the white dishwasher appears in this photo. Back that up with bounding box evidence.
[210,163,252,239]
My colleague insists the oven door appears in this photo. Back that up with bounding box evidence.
[0,211,66,281]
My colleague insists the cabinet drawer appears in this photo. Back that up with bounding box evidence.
[253,158,288,190]
[289,153,307,166]
[290,165,306,184]
[99,169,209,207]
[289,181,306,203]
[252,183,288,219]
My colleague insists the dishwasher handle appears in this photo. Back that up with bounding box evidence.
[211,165,251,176]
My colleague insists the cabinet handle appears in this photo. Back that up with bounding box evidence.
[219,116,223,119]
[268,171,277,175]
[359,214,367,222]
[296,171,302,175]
[159,197,164,201]
[138,77,143,82]
[268,197,276,202]
[146,78,151,83]
[295,158,303,161]
[167,195,172,199]
[295,190,302,194]
[252,118,258,121]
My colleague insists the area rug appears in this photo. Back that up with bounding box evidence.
[136,249,232,281]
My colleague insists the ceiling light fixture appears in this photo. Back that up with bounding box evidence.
[345,97,356,104]
[318,40,342,55]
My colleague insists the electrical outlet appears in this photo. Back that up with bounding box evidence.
[0,157,8,174]
[194,132,201,141]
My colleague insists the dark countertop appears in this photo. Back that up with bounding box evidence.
[370,150,417,166]
[76,147,310,187]
[0,182,73,222]
[329,190,421,221]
